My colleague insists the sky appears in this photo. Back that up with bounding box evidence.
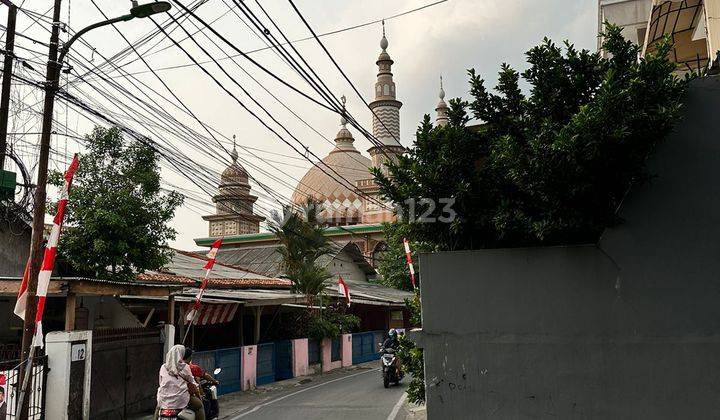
[1,0,599,250]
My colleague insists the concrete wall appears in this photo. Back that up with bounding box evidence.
[341,334,352,367]
[598,0,653,52]
[418,77,720,419]
[241,345,256,391]
[81,296,142,330]
[292,338,309,377]
[327,250,368,283]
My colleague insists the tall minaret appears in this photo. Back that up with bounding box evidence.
[435,76,449,127]
[367,22,404,171]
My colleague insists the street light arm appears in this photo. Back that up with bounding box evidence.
[57,13,133,65]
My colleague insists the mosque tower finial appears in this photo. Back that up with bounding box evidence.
[231,134,238,163]
[435,75,449,127]
[333,94,356,153]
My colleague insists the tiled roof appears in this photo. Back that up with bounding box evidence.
[137,273,291,289]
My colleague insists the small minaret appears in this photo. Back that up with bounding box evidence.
[331,95,359,154]
[367,21,404,171]
[435,76,449,127]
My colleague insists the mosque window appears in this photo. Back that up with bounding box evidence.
[383,84,390,95]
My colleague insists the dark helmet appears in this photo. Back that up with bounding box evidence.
[183,347,194,361]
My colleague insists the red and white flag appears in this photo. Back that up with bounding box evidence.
[337,276,351,307]
[403,238,417,289]
[29,155,79,347]
[12,258,31,320]
[186,238,223,324]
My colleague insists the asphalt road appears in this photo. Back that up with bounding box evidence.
[228,367,408,420]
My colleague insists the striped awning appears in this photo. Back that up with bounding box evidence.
[183,302,238,325]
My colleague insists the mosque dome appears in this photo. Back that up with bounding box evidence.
[221,145,250,186]
[291,99,371,225]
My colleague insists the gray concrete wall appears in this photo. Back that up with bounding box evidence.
[418,76,720,419]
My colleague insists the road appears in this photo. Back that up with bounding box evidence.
[228,367,408,420]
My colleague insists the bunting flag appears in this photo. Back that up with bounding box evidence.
[32,154,80,347]
[337,276,351,307]
[185,238,223,324]
[403,238,417,289]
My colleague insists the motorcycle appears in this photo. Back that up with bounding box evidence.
[158,368,222,420]
[199,368,221,420]
[380,346,403,388]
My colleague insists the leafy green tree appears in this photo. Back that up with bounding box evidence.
[376,24,688,405]
[375,24,686,250]
[50,126,182,280]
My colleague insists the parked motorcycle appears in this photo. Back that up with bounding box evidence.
[157,367,222,420]
[380,346,403,388]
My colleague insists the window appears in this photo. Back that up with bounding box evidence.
[383,84,390,95]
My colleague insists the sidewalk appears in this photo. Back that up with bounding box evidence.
[397,400,427,420]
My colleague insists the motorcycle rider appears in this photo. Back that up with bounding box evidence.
[184,348,219,387]
[155,344,205,420]
[381,329,403,377]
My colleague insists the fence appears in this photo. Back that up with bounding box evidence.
[0,355,48,419]
[352,330,384,364]
[193,347,242,396]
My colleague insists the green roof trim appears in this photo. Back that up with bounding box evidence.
[194,223,385,247]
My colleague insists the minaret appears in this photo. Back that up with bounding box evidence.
[367,22,404,171]
[435,76,449,127]
[202,135,264,237]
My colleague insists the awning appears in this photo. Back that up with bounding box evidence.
[181,302,239,325]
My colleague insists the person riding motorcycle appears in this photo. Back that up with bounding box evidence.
[381,329,403,377]
[155,344,205,420]
[184,348,219,390]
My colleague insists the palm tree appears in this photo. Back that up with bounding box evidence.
[269,198,333,308]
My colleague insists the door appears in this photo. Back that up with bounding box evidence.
[256,343,275,385]
[274,340,293,381]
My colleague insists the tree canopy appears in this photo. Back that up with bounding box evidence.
[50,126,183,279]
[374,24,687,253]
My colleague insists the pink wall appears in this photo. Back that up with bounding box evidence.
[320,338,342,372]
[341,333,352,367]
[241,345,257,391]
[292,338,309,377]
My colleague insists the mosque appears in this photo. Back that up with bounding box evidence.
[195,29,449,271]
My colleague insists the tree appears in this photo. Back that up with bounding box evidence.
[375,24,687,251]
[269,199,333,307]
[376,24,688,405]
[50,126,183,279]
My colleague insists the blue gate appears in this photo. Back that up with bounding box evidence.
[193,347,242,396]
[352,331,382,364]
[331,337,341,362]
[256,343,275,385]
[308,339,321,365]
[275,340,293,381]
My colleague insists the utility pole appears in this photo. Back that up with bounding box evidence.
[17,0,62,418]
[0,1,17,170]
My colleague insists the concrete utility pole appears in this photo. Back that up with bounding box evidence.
[0,1,17,170]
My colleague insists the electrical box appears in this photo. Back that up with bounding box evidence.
[0,169,16,200]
